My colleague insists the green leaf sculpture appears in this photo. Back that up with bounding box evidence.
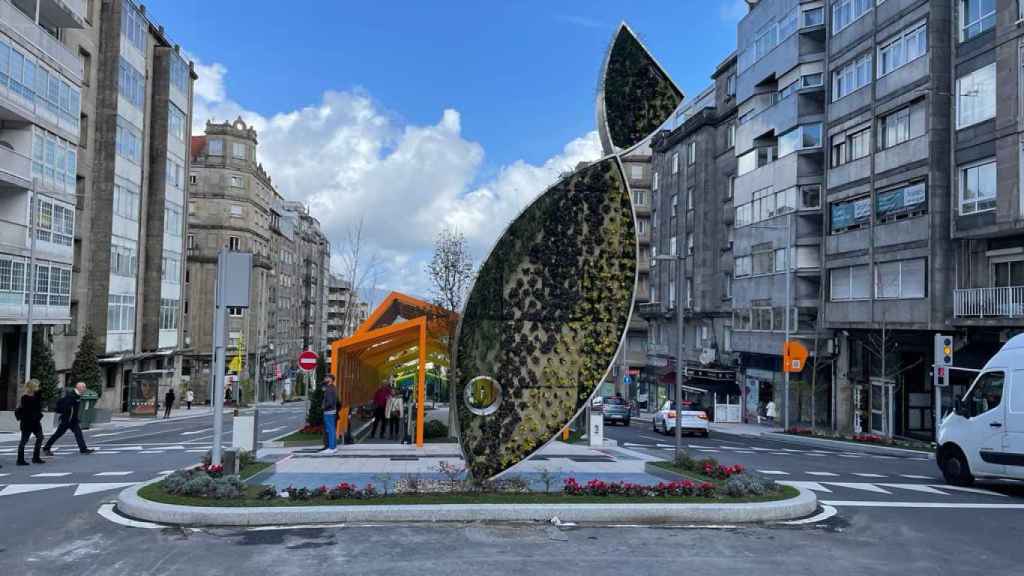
[455,22,682,480]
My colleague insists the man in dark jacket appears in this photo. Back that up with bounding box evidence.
[321,375,338,453]
[164,388,176,419]
[17,379,46,465]
[43,382,94,456]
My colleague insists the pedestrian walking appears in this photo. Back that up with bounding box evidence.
[321,375,338,453]
[369,381,392,439]
[15,379,46,466]
[43,382,94,456]
[186,389,194,410]
[385,385,404,441]
[164,388,176,419]
[765,399,777,424]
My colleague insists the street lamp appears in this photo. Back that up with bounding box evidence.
[654,251,685,463]
[749,213,794,431]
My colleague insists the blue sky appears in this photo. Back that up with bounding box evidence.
[145,0,745,300]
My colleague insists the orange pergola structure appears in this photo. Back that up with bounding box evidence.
[330,292,455,447]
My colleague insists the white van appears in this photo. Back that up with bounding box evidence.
[936,334,1024,486]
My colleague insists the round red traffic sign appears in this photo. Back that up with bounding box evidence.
[298,350,318,372]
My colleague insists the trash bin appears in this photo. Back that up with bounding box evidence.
[78,389,99,429]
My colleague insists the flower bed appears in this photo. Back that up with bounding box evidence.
[563,478,716,498]
[784,427,934,452]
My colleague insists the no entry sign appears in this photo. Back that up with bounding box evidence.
[298,350,318,372]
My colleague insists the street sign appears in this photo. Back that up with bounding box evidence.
[782,340,808,373]
[298,350,318,372]
[623,375,634,385]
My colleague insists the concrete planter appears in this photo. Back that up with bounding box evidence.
[116,480,817,526]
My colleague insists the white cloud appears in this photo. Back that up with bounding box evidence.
[186,54,603,301]
[720,0,748,22]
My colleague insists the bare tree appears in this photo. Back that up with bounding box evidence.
[426,226,475,435]
[338,217,380,336]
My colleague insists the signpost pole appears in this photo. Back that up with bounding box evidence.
[211,251,227,467]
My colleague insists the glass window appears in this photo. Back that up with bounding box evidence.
[832,53,872,101]
[967,371,1004,418]
[879,23,927,76]
[992,260,1024,288]
[875,258,926,299]
[232,142,248,160]
[208,139,224,156]
[833,0,873,34]
[880,107,911,149]
[960,0,996,42]
[830,196,871,233]
[957,64,996,128]
[877,181,927,222]
[803,6,824,27]
[688,141,696,165]
[959,159,997,215]
[168,104,186,141]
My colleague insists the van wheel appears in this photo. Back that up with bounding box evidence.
[941,446,975,487]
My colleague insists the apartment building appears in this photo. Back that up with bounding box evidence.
[324,272,368,363]
[19,0,196,415]
[645,55,741,413]
[184,118,330,402]
[0,0,84,409]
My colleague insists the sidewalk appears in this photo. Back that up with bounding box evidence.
[630,412,783,437]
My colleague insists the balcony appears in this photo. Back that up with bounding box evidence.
[0,144,31,189]
[1,0,84,82]
[635,301,663,319]
[0,293,70,323]
[954,287,1024,319]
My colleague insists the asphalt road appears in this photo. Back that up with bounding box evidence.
[1,416,1023,575]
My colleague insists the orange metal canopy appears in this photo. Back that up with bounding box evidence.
[330,292,455,447]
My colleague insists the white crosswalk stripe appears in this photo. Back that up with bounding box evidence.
[31,472,71,478]
[0,483,70,496]
[826,482,891,494]
[806,472,839,477]
[879,483,949,495]
[779,481,832,493]
[95,471,134,477]
[73,482,137,496]
[757,470,788,475]
[853,473,886,478]
[900,474,935,480]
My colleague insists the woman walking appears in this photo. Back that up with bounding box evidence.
[385,385,404,441]
[17,379,46,466]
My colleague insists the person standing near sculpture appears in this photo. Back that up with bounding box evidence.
[321,375,338,453]
[370,381,392,439]
[385,384,404,441]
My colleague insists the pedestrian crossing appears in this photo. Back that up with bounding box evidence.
[776,480,1007,498]
[621,441,932,462]
[0,469,176,498]
[0,443,213,457]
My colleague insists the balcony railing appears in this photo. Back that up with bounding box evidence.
[0,144,31,186]
[954,286,1024,318]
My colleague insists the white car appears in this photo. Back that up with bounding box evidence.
[652,400,710,437]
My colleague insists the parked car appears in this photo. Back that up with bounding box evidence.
[653,400,709,437]
[600,395,631,426]
[937,334,1024,486]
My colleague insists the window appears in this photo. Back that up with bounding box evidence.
[960,0,996,42]
[113,179,140,221]
[208,139,224,156]
[726,73,736,96]
[170,55,189,94]
[752,248,775,275]
[187,234,195,249]
[687,188,694,210]
[803,6,824,26]
[775,248,788,272]
[230,175,244,188]
[876,258,926,299]
[737,146,778,175]
[161,253,180,284]
[121,0,146,52]
[966,371,1004,418]
[228,236,241,251]
[184,300,189,315]
[830,264,871,300]
[686,232,693,255]
[166,157,184,190]
[686,279,693,308]
[110,242,138,277]
[735,186,796,228]
[880,107,912,148]
[30,264,71,307]
[118,57,144,109]
[736,255,751,277]
[723,326,732,352]
[992,260,1024,288]
[671,194,678,216]
[959,159,997,215]
[168,104,186,141]
[738,8,799,72]
[727,176,735,199]
[653,171,659,191]
[671,152,679,174]
[879,22,927,77]
[727,123,736,148]
[164,203,183,237]
[670,236,677,256]
[832,0,872,34]
[687,141,696,165]
[115,116,142,163]
[723,272,733,299]
[160,298,180,330]
[957,63,996,128]
[801,73,824,88]
[34,197,74,246]
[31,127,77,194]
[830,195,871,233]
[230,205,243,218]
[107,294,136,332]
[802,185,821,209]
[832,127,871,167]
[832,53,872,101]
[79,48,91,85]
[189,174,197,185]
[232,142,248,160]
[877,181,927,222]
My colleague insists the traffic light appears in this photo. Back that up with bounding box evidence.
[934,334,953,367]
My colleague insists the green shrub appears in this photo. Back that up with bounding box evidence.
[424,420,449,439]
[723,473,777,497]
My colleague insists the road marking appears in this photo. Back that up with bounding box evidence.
[780,504,838,525]
[74,482,137,496]
[803,454,826,457]
[697,449,719,453]
[806,472,839,477]
[95,471,134,477]
[824,482,891,494]
[878,483,949,495]
[187,449,208,453]
[931,484,1007,497]
[900,474,935,480]
[757,470,789,475]
[139,450,165,454]
[0,473,9,477]
[780,448,803,452]
[735,451,755,454]
[158,470,176,475]
[852,473,886,478]
[97,503,163,529]
[262,426,285,434]
[0,483,71,496]
[31,472,71,478]
[181,430,207,436]
[248,523,349,531]
[838,454,862,458]
[770,452,790,456]
[92,432,127,438]
[656,444,676,448]
[823,500,1024,509]
[779,481,832,493]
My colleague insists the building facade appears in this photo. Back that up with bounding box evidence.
[183,118,329,403]
[324,272,368,363]
[0,0,85,409]
[29,0,195,415]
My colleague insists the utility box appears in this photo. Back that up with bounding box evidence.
[588,404,604,447]
[232,410,259,453]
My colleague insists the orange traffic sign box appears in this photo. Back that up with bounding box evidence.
[783,340,808,373]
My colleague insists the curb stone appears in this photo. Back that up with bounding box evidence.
[761,432,935,459]
[116,479,817,526]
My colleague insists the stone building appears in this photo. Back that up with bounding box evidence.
[183,118,329,402]
[45,0,194,415]
[324,272,368,364]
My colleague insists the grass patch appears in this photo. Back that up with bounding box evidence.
[239,461,273,480]
[648,461,722,484]
[137,482,798,508]
[277,430,324,445]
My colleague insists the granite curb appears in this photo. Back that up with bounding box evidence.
[116,479,817,526]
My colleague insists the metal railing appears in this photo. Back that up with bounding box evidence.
[954,286,1024,318]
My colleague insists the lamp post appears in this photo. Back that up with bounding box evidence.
[750,213,794,431]
[654,252,685,463]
